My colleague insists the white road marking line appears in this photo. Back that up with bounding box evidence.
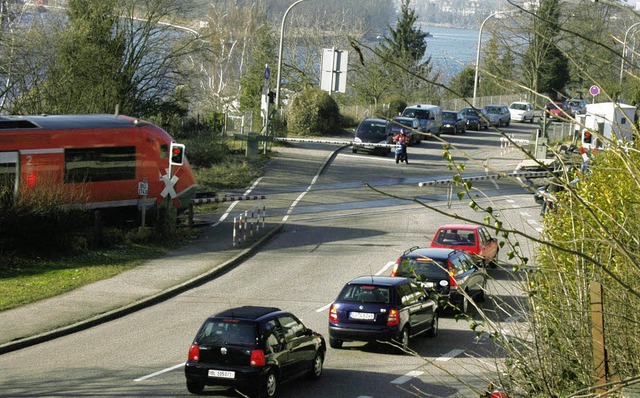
[134,362,185,382]
[212,177,263,227]
[316,302,332,313]
[436,349,464,362]
[391,370,424,384]
[376,261,394,276]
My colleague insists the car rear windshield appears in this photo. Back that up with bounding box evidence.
[434,229,476,246]
[443,112,457,119]
[196,320,258,346]
[485,106,500,114]
[510,103,528,111]
[397,257,449,279]
[337,284,391,304]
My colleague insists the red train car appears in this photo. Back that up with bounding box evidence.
[0,114,197,221]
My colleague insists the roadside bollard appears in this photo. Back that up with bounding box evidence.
[232,216,237,247]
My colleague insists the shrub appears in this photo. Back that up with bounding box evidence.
[285,87,341,136]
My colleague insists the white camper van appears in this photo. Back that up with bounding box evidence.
[575,102,637,150]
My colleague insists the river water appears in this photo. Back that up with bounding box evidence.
[423,25,479,83]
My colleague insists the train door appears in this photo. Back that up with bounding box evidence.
[0,151,19,202]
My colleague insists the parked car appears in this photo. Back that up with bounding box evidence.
[546,101,574,120]
[508,101,535,123]
[328,276,438,351]
[352,118,391,155]
[567,98,588,115]
[387,116,422,145]
[401,104,442,139]
[391,247,487,314]
[441,110,467,134]
[185,306,326,397]
[459,107,488,130]
[429,224,499,267]
[483,105,511,127]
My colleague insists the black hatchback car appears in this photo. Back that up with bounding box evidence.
[185,306,326,397]
[328,276,438,351]
[352,118,391,155]
[391,247,487,314]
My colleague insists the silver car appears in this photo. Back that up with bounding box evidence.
[483,105,511,127]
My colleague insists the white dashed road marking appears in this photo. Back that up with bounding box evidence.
[436,349,464,362]
[134,362,184,382]
[391,370,424,384]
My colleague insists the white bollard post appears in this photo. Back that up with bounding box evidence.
[233,216,237,247]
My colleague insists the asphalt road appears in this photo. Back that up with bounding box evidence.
[0,123,543,397]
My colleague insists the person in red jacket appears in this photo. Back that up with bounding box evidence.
[393,129,410,163]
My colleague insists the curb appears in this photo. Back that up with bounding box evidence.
[0,223,283,355]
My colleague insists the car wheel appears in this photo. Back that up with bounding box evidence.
[396,327,410,351]
[308,353,324,379]
[490,250,499,268]
[477,281,487,303]
[352,147,357,153]
[460,294,469,314]
[261,370,277,398]
[426,313,439,337]
[186,380,205,394]
[329,337,343,349]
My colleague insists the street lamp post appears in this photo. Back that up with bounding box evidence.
[472,11,510,107]
[619,21,640,86]
[275,0,309,110]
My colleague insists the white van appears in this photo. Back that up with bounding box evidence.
[401,104,442,139]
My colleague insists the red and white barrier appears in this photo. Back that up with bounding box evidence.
[232,205,266,247]
[192,195,266,205]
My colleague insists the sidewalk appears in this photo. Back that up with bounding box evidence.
[0,218,282,354]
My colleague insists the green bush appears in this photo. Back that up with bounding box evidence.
[285,87,341,136]
[0,185,91,256]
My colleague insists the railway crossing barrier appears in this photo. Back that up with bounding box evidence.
[417,171,551,188]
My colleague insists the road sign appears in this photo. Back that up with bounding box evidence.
[589,85,600,96]
[138,180,149,196]
[264,66,270,80]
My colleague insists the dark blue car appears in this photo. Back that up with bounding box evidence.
[328,276,438,351]
[459,107,489,131]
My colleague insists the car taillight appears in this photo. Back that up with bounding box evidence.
[250,349,266,367]
[188,344,200,362]
[448,261,458,287]
[390,258,401,277]
[387,309,399,326]
[329,304,339,324]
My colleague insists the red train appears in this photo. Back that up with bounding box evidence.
[0,114,197,221]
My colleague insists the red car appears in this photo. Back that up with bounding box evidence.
[429,224,499,267]
[545,101,573,120]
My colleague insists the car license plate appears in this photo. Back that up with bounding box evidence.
[349,312,375,320]
[421,282,435,289]
[208,369,235,379]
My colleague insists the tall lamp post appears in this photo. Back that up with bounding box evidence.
[473,11,509,107]
[619,21,640,86]
[275,0,309,110]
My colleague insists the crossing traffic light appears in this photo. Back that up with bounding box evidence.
[583,131,592,144]
[170,143,186,166]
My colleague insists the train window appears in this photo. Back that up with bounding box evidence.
[64,146,136,183]
[160,144,169,159]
